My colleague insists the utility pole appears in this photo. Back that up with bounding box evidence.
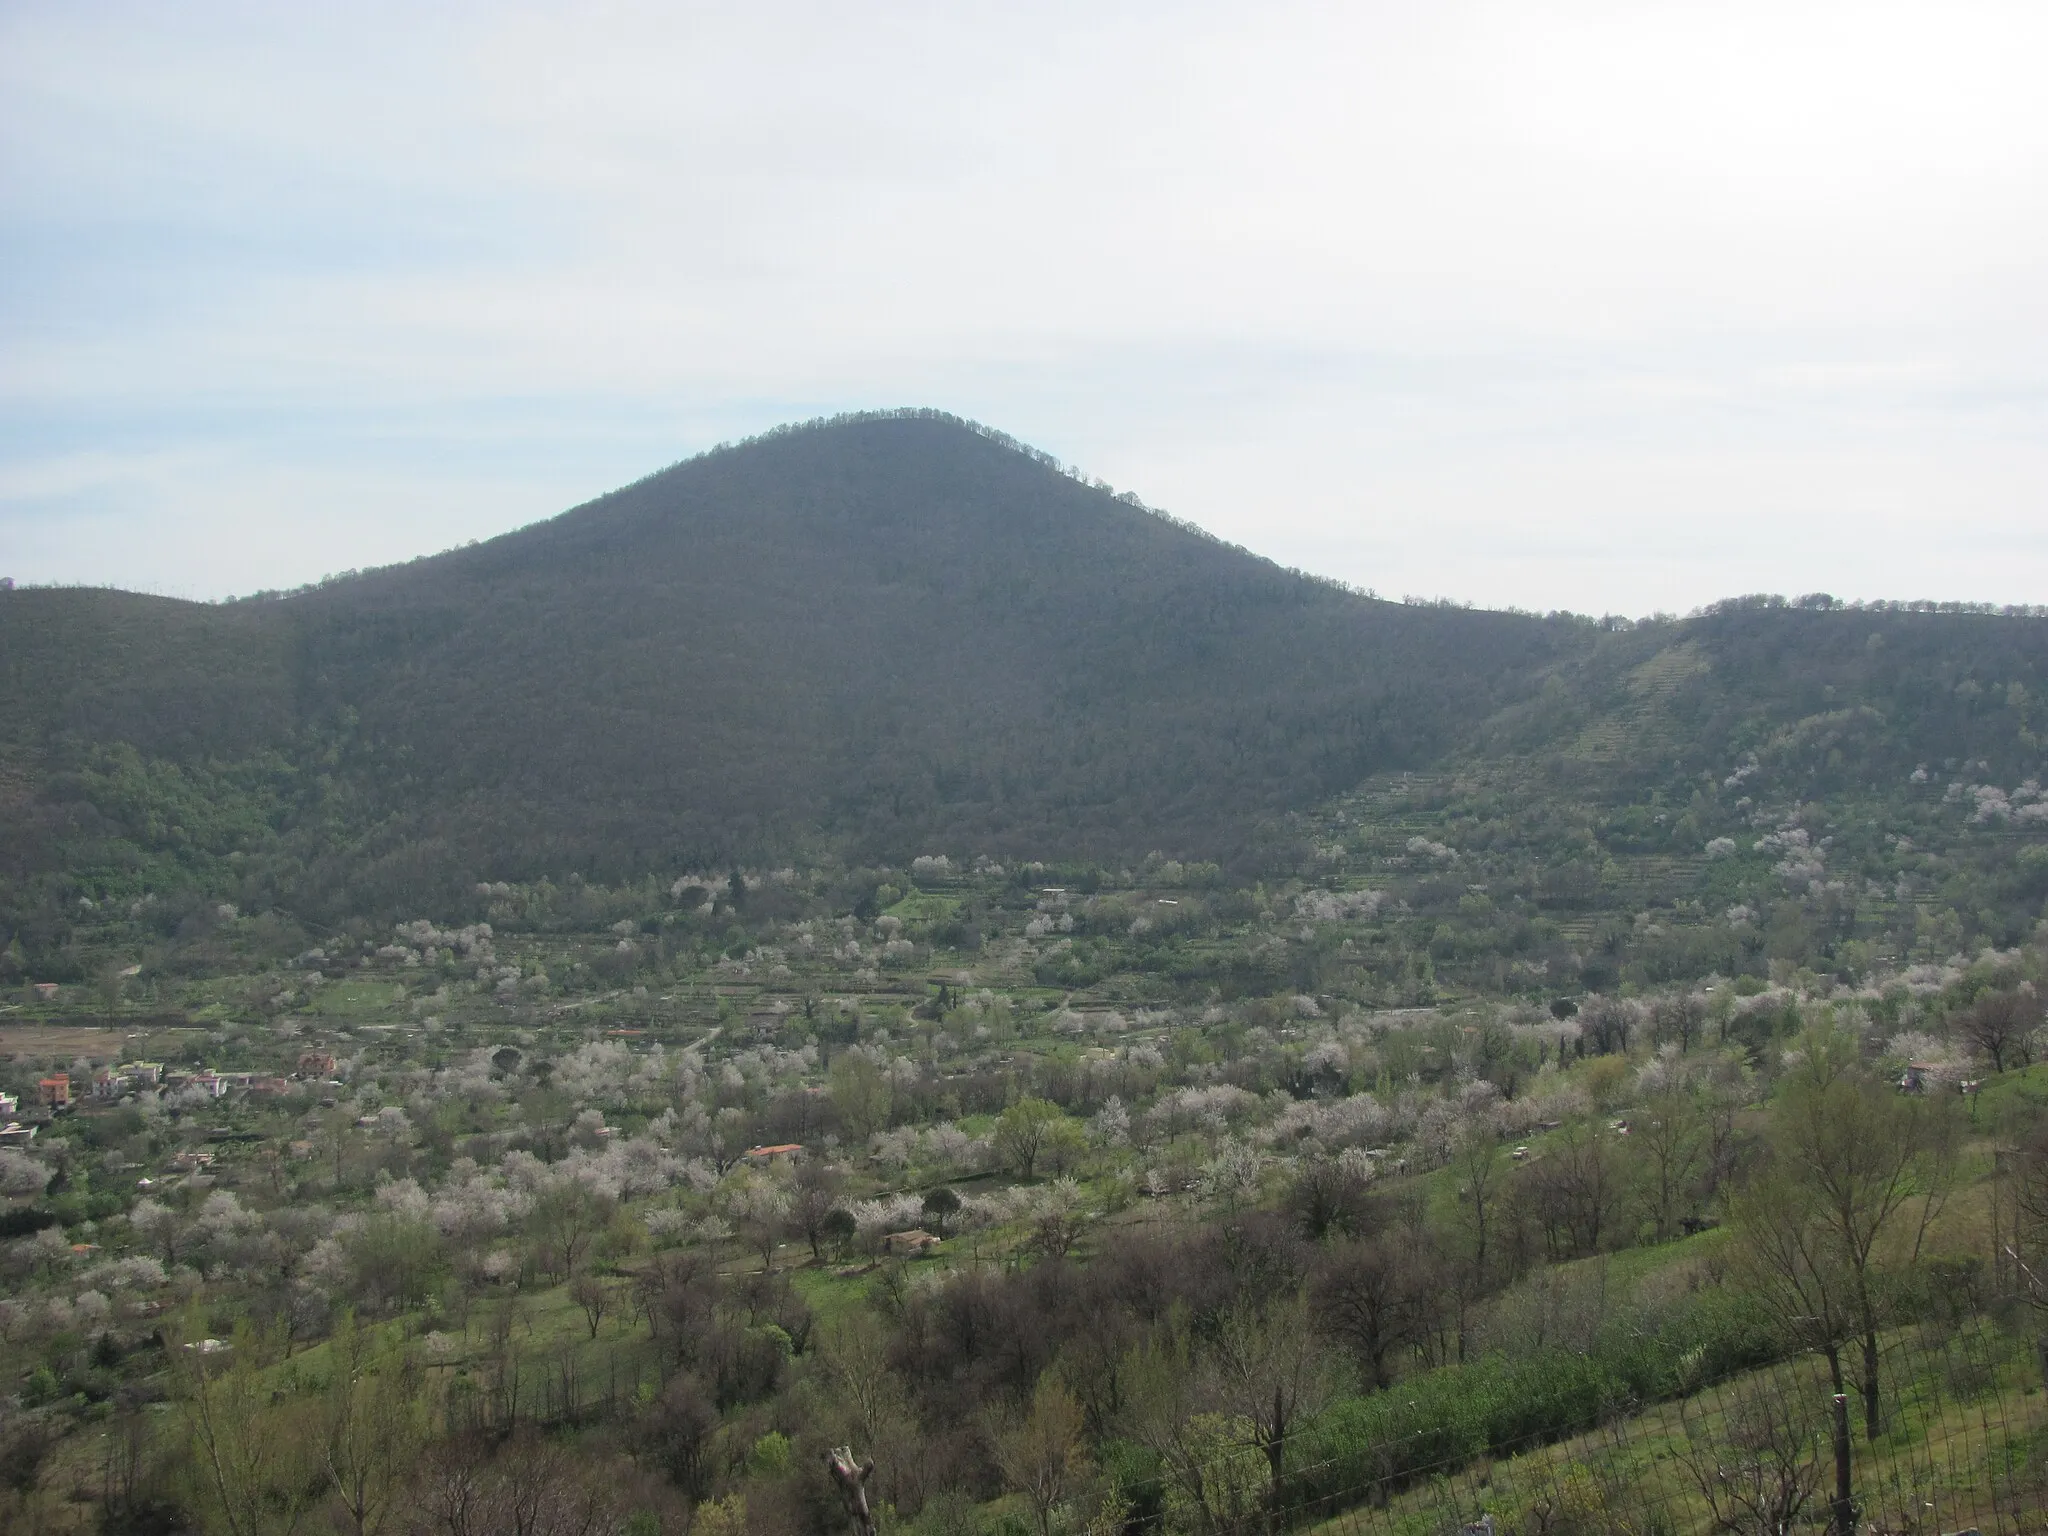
[1830,1392,1855,1536]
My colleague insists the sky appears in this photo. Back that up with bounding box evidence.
[3,0,2045,615]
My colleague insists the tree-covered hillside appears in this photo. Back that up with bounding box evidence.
[2,409,2045,968]
[3,412,1587,931]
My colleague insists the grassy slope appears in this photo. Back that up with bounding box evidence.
[1316,1318,2048,1535]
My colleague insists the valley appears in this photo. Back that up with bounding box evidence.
[1,413,2046,1534]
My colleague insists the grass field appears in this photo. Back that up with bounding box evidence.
[0,1021,166,1062]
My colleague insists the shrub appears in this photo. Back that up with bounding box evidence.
[1292,1292,1783,1514]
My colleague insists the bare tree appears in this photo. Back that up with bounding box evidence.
[638,1373,718,1498]
[1748,1028,1954,1440]
[791,1159,845,1261]
[1451,1125,1504,1284]
[1206,1292,1340,1525]
[1652,992,1709,1054]
[1285,1154,1378,1241]
[1635,1084,1709,1243]
[1678,1377,1828,1536]
[409,1430,621,1536]
[1733,1170,1859,1395]
[2001,1121,2048,1309]
[1579,995,1639,1055]
[527,1181,616,1283]
[1528,1120,1624,1257]
[569,1273,616,1339]
[1958,987,2042,1073]
[817,1314,909,1456]
[816,1314,932,1516]
[1312,1237,1432,1389]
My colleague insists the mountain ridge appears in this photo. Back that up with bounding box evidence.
[1,413,1579,920]
[3,410,2045,940]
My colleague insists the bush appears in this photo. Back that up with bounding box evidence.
[747,1430,792,1477]
[1292,1292,1783,1513]
[1163,1415,1265,1536]
[1098,1440,1166,1533]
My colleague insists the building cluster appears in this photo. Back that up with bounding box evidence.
[5,1050,345,1131]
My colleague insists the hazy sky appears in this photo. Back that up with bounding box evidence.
[4,1,2045,614]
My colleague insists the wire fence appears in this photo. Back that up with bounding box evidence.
[1264,1314,2046,1536]
[417,1302,2048,1533]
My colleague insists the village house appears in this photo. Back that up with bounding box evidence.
[37,1073,71,1108]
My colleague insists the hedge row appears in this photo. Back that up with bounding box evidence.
[1285,1286,1780,1513]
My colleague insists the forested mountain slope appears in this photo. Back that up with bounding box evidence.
[3,410,2045,951]
[0,413,1580,922]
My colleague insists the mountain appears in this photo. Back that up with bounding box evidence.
[1,412,1590,923]
[6,408,2048,951]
